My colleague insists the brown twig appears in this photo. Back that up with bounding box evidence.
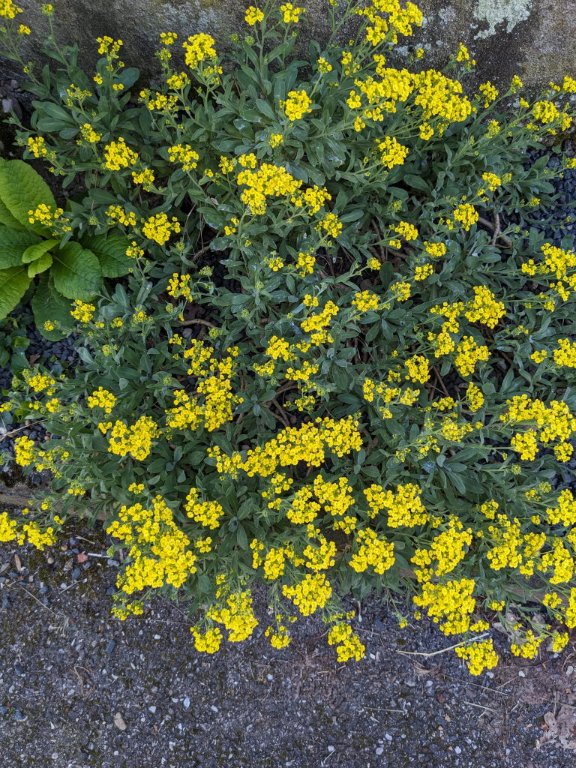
[478,215,512,247]
[178,318,216,328]
[0,422,41,443]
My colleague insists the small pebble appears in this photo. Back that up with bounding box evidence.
[13,709,27,722]
[454,746,462,755]
[148,706,157,714]
[105,640,116,654]
[375,747,384,756]
[183,697,190,710]
[327,745,335,753]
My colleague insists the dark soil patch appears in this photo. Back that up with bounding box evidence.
[1,529,575,768]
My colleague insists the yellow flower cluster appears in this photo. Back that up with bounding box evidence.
[0,511,18,542]
[413,578,476,635]
[452,203,478,231]
[502,395,576,462]
[103,138,138,171]
[327,622,365,662]
[404,354,430,384]
[352,290,379,312]
[184,488,225,529]
[454,336,489,377]
[107,415,159,460]
[279,3,304,24]
[0,0,22,19]
[167,273,193,301]
[411,519,473,581]
[28,203,65,227]
[237,162,302,215]
[14,436,35,467]
[376,136,409,169]
[107,496,197,594]
[96,36,123,59]
[78,123,102,144]
[455,639,499,676]
[87,387,117,414]
[280,90,313,121]
[182,33,217,69]
[207,590,258,642]
[464,285,506,328]
[70,300,95,323]
[413,69,473,125]
[364,482,428,527]
[282,573,332,615]
[482,172,502,191]
[245,6,264,25]
[142,213,181,245]
[208,415,362,478]
[169,343,242,432]
[317,212,343,239]
[131,168,155,189]
[291,185,332,214]
[349,528,395,575]
[106,205,137,227]
[546,489,576,526]
[190,626,223,653]
[553,338,576,367]
[168,143,199,171]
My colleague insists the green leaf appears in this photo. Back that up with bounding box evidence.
[27,252,53,278]
[0,226,43,269]
[81,232,131,278]
[31,275,74,339]
[403,174,430,192]
[0,160,56,233]
[0,196,26,231]
[0,266,31,319]
[51,242,101,299]
[22,238,59,264]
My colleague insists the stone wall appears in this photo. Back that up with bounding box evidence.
[13,0,576,86]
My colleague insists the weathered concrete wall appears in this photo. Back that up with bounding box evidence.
[12,0,576,86]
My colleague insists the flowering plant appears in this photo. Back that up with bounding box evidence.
[2,0,576,672]
[0,157,132,336]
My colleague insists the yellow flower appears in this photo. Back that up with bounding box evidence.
[376,136,409,169]
[452,202,478,231]
[142,213,181,245]
[103,138,138,171]
[0,0,23,18]
[182,33,217,69]
[245,6,264,25]
[70,300,95,324]
[280,90,312,121]
[317,57,333,74]
[279,3,304,23]
[478,81,499,107]
[352,290,379,312]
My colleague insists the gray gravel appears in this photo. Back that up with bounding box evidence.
[1,528,575,768]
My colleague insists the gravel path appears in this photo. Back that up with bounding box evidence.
[1,529,575,768]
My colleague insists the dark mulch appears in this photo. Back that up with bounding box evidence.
[1,527,575,768]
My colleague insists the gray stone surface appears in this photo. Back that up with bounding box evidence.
[11,0,576,85]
